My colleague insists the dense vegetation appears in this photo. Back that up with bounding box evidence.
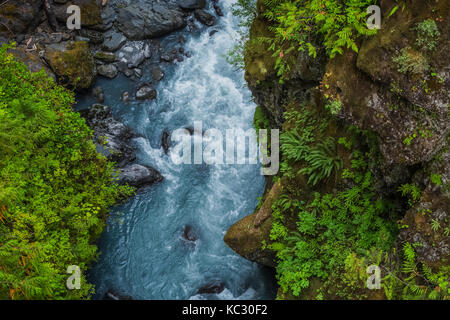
[260,0,378,79]
[235,0,449,300]
[0,44,133,299]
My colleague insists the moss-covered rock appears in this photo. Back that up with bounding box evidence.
[224,182,281,267]
[44,41,96,89]
[54,0,103,28]
[0,0,42,38]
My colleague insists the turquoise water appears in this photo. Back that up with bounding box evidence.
[83,0,276,299]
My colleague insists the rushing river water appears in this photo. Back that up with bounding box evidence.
[80,0,276,299]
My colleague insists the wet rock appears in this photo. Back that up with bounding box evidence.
[117,3,186,40]
[44,41,96,89]
[118,164,163,189]
[151,67,165,81]
[197,282,225,295]
[209,30,218,37]
[92,86,105,103]
[117,42,150,68]
[161,129,170,154]
[0,0,42,38]
[102,30,127,52]
[97,64,118,78]
[80,104,136,167]
[103,289,133,300]
[136,84,157,100]
[79,29,104,44]
[134,68,143,78]
[94,51,115,63]
[100,6,116,31]
[160,48,179,63]
[177,0,206,10]
[214,4,223,17]
[182,225,198,242]
[121,91,130,103]
[194,9,216,26]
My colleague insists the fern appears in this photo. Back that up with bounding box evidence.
[299,137,343,185]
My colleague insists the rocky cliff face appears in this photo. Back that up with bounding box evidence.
[225,0,449,298]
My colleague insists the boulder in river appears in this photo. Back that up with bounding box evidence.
[103,289,133,300]
[161,129,171,154]
[97,64,118,79]
[116,41,150,69]
[92,86,105,103]
[136,84,157,101]
[121,91,130,103]
[117,3,186,40]
[197,282,225,295]
[102,30,127,52]
[118,164,163,189]
[151,67,165,82]
[182,224,198,243]
[194,9,216,26]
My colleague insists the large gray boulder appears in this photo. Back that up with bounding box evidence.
[118,164,163,188]
[117,3,186,39]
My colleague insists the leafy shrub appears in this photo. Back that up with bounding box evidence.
[415,19,440,51]
[261,0,378,79]
[0,44,134,299]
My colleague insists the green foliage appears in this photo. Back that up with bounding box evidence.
[253,105,271,134]
[271,118,398,297]
[414,19,440,52]
[383,243,450,300]
[298,137,342,186]
[430,173,442,186]
[226,0,257,70]
[261,0,378,79]
[325,99,342,116]
[398,183,422,206]
[393,48,429,75]
[0,44,134,300]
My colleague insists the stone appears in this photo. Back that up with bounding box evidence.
[92,86,105,103]
[182,225,198,242]
[116,42,149,68]
[194,9,216,26]
[197,282,225,295]
[117,3,186,40]
[94,51,116,63]
[117,164,163,188]
[102,30,127,52]
[177,0,206,10]
[161,129,170,154]
[136,85,157,100]
[121,91,130,103]
[151,67,165,81]
[97,64,118,78]
[44,41,96,89]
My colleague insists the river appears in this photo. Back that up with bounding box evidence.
[78,0,276,300]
